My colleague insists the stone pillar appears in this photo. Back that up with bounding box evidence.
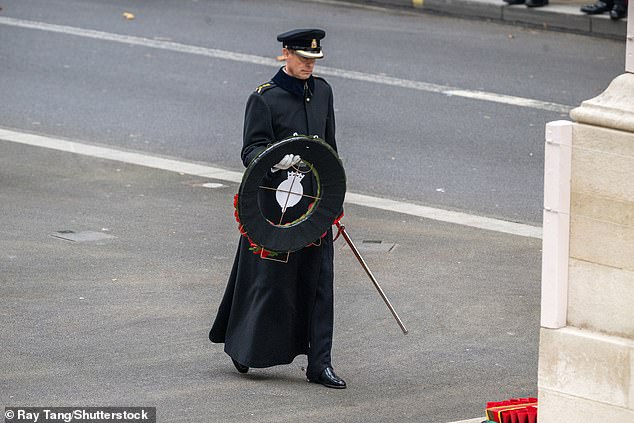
[537,10,634,421]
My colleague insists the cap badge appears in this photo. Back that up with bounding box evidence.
[311,39,317,49]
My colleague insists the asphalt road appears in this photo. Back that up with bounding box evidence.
[0,0,626,225]
[0,0,627,422]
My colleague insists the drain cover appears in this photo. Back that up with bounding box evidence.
[346,240,396,253]
[51,230,116,243]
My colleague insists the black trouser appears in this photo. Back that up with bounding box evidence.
[306,237,334,379]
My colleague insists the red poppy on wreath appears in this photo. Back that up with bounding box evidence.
[232,193,342,258]
[233,193,279,257]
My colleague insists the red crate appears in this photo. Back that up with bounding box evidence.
[486,398,537,423]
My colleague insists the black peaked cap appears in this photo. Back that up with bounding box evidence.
[277,28,326,59]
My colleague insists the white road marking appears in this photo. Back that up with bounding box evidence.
[0,128,244,183]
[0,128,542,239]
[0,16,571,114]
[346,192,541,238]
[445,418,486,423]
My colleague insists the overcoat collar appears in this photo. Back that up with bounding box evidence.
[272,67,315,97]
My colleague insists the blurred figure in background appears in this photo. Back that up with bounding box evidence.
[580,0,628,19]
[503,0,549,8]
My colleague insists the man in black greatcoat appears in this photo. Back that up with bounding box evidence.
[209,28,346,389]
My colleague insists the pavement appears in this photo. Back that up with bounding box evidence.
[1,130,542,422]
[316,0,628,39]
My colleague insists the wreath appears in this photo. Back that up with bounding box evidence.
[234,135,346,255]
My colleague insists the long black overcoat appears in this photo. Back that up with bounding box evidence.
[209,68,338,371]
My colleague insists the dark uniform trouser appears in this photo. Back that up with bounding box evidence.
[306,235,335,380]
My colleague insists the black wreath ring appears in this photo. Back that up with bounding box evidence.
[237,135,346,253]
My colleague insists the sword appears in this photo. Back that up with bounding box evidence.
[335,222,408,335]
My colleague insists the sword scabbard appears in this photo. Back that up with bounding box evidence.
[336,222,408,335]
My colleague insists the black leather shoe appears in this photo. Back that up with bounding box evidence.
[308,367,346,389]
[580,1,613,14]
[231,358,249,374]
[526,0,548,7]
[503,0,526,4]
[609,3,627,19]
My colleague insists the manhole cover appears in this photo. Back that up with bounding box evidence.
[182,180,226,189]
[51,230,116,243]
[344,240,396,253]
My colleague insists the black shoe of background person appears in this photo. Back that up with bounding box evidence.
[231,358,249,374]
[503,0,526,4]
[609,2,627,19]
[580,0,614,14]
[526,0,549,7]
[308,367,347,389]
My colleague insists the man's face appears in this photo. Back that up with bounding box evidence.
[283,48,316,80]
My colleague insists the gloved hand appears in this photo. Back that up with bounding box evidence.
[271,154,301,172]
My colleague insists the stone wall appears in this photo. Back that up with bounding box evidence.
[538,73,634,422]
